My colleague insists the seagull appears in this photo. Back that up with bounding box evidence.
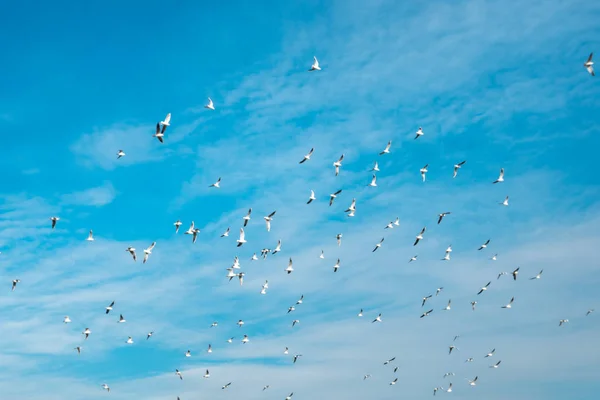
[74,346,82,354]
[307,190,316,204]
[207,344,212,353]
[220,227,230,238]
[147,332,153,340]
[263,385,270,391]
[414,127,424,140]
[491,254,498,261]
[363,374,372,380]
[465,358,474,363]
[478,239,490,250]
[102,384,110,392]
[559,319,569,326]
[449,345,457,355]
[358,309,363,317]
[443,372,455,378]
[153,122,166,143]
[126,336,133,344]
[209,177,221,188]
[82,328,91,339]
[433,387,440,396]
[345,198,356,213]
[383,357,396,365]
[203,369,210,378]
[366,174,378,188]
[63,316,71,323]
[241,334,249,343]
[497,271,509,280]
[409,255,418,263]
[184,221,195,235]
[288,306,295,314]
[285,393,294,400]
[205,97,215,110]
[264,211,276,232]
[453,160,466,178]
[293,354,302,362]
[442,251,451,261]
[11,279,20,291]
[174,220,182,233]
[252,253,258,261]
[467,376,478,386]
[296,295,304,304]
[299,148,314,164]
[512,267,520,280]
[336,233,342,246]
[285,258,294,274]
[446,245,453,253]
[471,301,477,310]
[86,230,94,241]
[394,217,400,226]
[420,309,433,318]
[237,272,244,286]
[105,301,115,314]
[477,282,491,295]
[422,295,432,307]
[379,141,392,155]
[437,212,451,224]
[284,347,289,354]
[175,369,183,380]
[227,337,234,343]
[329,189,342,206]
[443,300,452,311]
[529,269,543,280]
[222,382,232,389]
[490,360,502,368]
[50,216,60,229]
[237,319,244,328]
[236,228,246,247]
[372,238,384,252]
[261,248,270,259]
[160,113,171,127]
[118,314,126,323]
[485,349,496,358]
[243,208,252,226]
[501,297,515,309]
[436,287,444,296]
[371,161,380,172]
[333,258,341,272]
[272,240,282,254]
[185,350,191,357]
[500,196,509,206]
[372,313,382,323]
[586,309,594,316]
[420,164,428,182]
[414,227,426,246]
[390,378,398,385]
[309,56,321,71]
[385,221,394,229]
[191,228,200,243]
[117,149,125,159]
[446,383,453,393]
[493,168,505,184]
[333,154,344,176]
[319,250,325,259]
[143,242,156,263]
[211,322,218,328]
[584,53,595,76]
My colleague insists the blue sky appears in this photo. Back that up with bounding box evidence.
[1,0,600,399]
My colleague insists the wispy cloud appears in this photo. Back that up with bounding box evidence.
[61,181,117,207]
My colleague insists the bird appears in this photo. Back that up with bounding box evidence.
[390,378,398,385]
[160,113,171,127]
[420,164,428,182]
[465,358,474,363]
[345,198,356,214]
[497,271,509,280]
[185,350,191,357]
[467,376,478,386]
[309,56,321,71]
[102,384,110,392]
[153,122,166,143]
[420,309,433,318]
[372,238,384,252]
[63,316,71,323]
[242,208,252,226]
[529,269,543,280]
[271,240,282,255]
[333,154,344,176]
[368,174,377,187]
[436,287,444,296]
[288,306,295,314]
[485,349,496,358]
[220,227,230,237]
[409,255,418,263]
[414,127,424,140]
[512,267,520,280]
[117,149,125,159]
[203,369,210,378]
[394,217,400,226]
[443,300,452,311]
[493,168,505,183]
[363,374,372,380]
[241,335,249,343]
[263,385,270,391]
[296,295,304,304]
[209,177,221,188]
[449,345,457,355]
[437,212,451,224]
[175,369,183,380]
[285,258,294,274]
[422,295,432,307]
[142,242,156,264]
[414,227,426,246]
[559,319,569,326]
[385,221,394,229]
[126,336,133,344]
[285,393,294,400]
[336,233,343,246]
[252,253,258,261]
[293,354,302,363]
[491,254,498,261]
[105,301,115,314]
[284,347,289,354]
[371,161,380,172]
[307,190,316,204]
[236,228,247,247]
[478,239,490,250]
[299,148,314,163]
[147,332,153,340]
[222,382,232,389]
[490,360,502,368]
[319,250,325,259]
[205,97,215,110]
[501,297,515,309]
[86,230,94,241]
[500,196,509,206]
[207,344,212,353]
[433,387,440,396]
[383,357,396,365]
[237,319,244,328]
[442,251,451,261]
[237,272,244,286]
[586,309,594,316]
[443,372,455,378]
[329,189,342,206]
[358,309,363,317]
[118,314,126,323]
[446,383,453,393]
[453,160,466,178]
[184,221,195,235]
[333,258,341,272]
[471,301,477,310]
[50,216,60,229]
[74,346,82,354]
[584,53,595,76]
[174,220,182,233]
[264,211,276,231]
[372,313,382,323]
[82,328,91,339]
[11,279,20,291]
[477,282,491,295]
[379,141,392,155]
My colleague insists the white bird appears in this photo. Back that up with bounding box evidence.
[285,393,294,400]
[251,253,258,261]
[438,212,451,224]
[394,217,400,226]
[414,127,424,140]
[372,238,384,252]
[368,174,377,187]
[184,221,195,235]
[493,168,505,184]
[443,372,455,378]
[63,316,71,323]
[105,301,115,314]
[433,387,440,396]
[222,382,232,390]
[379,141,392,155]
[50,216,60,229]
[449,345,458,354]
[153,122,166,143]
[371,161,380,172]
[205,97,215,110]
[467,376,478,386]
[86,230,94,241]
[272,240,282,254]
[160,113,171,127]
[117,150,125,159]
[442,251,451,261]
[584,53,595,76]
[285,258,294,274]
[143,242,156,264]
[207,344,212,353]
[220,227,230,238]
[383,357,396,365]
[242,208,252,226]
[126,336,133,344]
[390,378,398,385]
[333,154,344,176]
[203,369,210,378]
[559,319,569,326]
[491,254,498,261]
[414,227,426,246]
[319,250,325,259]
[336,233,342,246]
[478,239,490,250]
[512,267,520,281]
[211,322,218,328]
[409,255,418,263]
[358,309,363,317]
[209,177,221,188]
[436,287,444,296]
[175,369,183,380]
[446,383,453,393]
[296,295,303,304]
[385,221,394,229]
[477,281,491,295]
[443,300,452,311]
[11,279,20,291]
[236,228,246,247]
[185,350,191,357]
[363,374,372,380]
[501,297,515,309]
[237,319,244,328]
[309,56,321,71]
[498,196,509,206]
[83,328,91,339]
[586,309,594,316]
[345,198,356,213]
[453,160,466,178]
[237,272,244,286]
[102,383,110,392]
[299,148,314,164]
[307,190,316,204]
[490,360,502,368]
[529,269,544,280]
[241,334,249,343]
[291,319,300,327]
[422,295,432,307]
[485,349,495,358]
[287,306,295,314]
[227,337,234,343]
[372,313,382,323]
[264,211,276,232]
[333,258,341,272]
[284,347,289,354]
[147,332,153,340]
[118,314,126,323]
[420,164,428,182]
[263,385,270,391]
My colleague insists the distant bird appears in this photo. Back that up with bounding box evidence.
[102,383,110,392]
[126,336,133,344]
[264,211,276,232]
[284,347,289,354]
[529,269,543,280]
[82,328,91,339]
[307,190,316,204]
[336,233,343,246]
[497,271,509,280]
[153,122,166,143]
[333,154,344,176]
[363,374,372,380]
[345,198,356,214]
[471,301,477,310]
[252,253,258,261]
[86,230,95,241]
[147,332,153,340]
[299,148,314,164]
[333,258,341,272]
[272,240,282,254]
[442,251,451,261]
[118,314,126,323]
[390,378,398,385]
[437,212,451,224]
[371,161,380,172]
[368,174,377,187]
[414,127,424,140]
[185,350,191,357]
[222,382,232,389]
[493,168,505,184]
[319,250,325,259]
[293,354,302,363]
[174,220,182,233]
[372,313,382,323]
[105,301,115,314]
[420,309,433,318]
[477,282,491,295]
[205,97,215,110]
[285,258,294,274]
[63,316,71,323]
[285,393,294,400]
[485,349,496,358]
[237,319,244,328]
[358,309,363,317]
[309,56,321,71]
[11,279,20,291]
[211,322,218,328]
[50,216,60,229]
[422,295,432,307]
[501,297,515,309]
[329,189,342,206]
[383,357,396,365]
[443,299,452,311]
[512,267,520,280]
[433,387,440,396]
[143,242,156,264]
[203,369,210,378]
[117,150,125,159]
[446,383,453,393]
[586,309,594,316]
[241,335,249,343]
[379,141,392,155]
[288,306,295,314]
[500,196,509,206]
[467,376,478,386]
[296,295,304,304]
[559,319,569,326]
[209,177,221,188]
[221,227,230,237]
[420,164,429,182]
[242,208,252,226]
[236,228,246,247]
[491,254,498,261]
[184,221,195,235]
[394,217,400,226]
[490,360,502,369]
[584,53,595,76]
[207,344,212,353]
[263,385,270,391]
[175,369,183,380]
[385,221,394,229]
[74,346,82,354]
[237,272,244,286]
[414,227,426,246]
[443,372,455,379]
[372,238,384,252]
[478,239,490,250]
[436,287,444,296]
[449,345,457,355]
[409,255,418,263]
[453,160,466,178]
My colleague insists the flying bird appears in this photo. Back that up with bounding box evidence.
[307,190,316,204]
[559,319,569,326]
[309,56,321,71]
[126,336,133,344]
[586,309,594,316]
[285,393,294,400]
[490,360,502,368]
[333,258,341,272]
[368,174,377,187]
[383,357,396,365]
[371,161,380,172]
[82,328,91,339]
[205,97,215,110]
[372,313,382,323]
[221,227,230,237]
[50,216,60,229]
[118,314,126,323]
[243,208,252,226]
[436,287,444,296]
[500,196,509,206]
[203,369,210,378]
[272,240,282,254]
[420,309,434,318]
[147,332,153,340]
[74,346,82,354]
[437,212,451,224]
[414,227,426,246]
[292,353,302,362]
[477,282,491,295]
[485,349,496,358]
[449,345,457,354]
[453,160,466,178]
[296,295,304,304]
[379,141,392,155]
[285,258,294,274]
[222,382,232,389]
[117,150,125,159]
[467,376,478,386]
[420,164,428,182]
[409,255,418,263]
[264,211,276,232]
[529,269,544,280]
[390,378,398,385]
[501,297,515,309]
[414,127,424,140]
[493,168,505,184]
[11,279,20,291]
[422,295,432,307]
[102,384,110,392]
[299,148,314,164]
[105,301,114,314]
[174,220,182,233]
[336,233,342,246]
[512,267,520,280]
[372,238,384,252]
[86,230,94,241]
[63,316,71,323]
[143,242,156,264]
[209,177,221,188]
[160,113,171,127]
[333,154,344,176]
[584,53,595,76]
[443,299,452,311]
[478,239,490,250]
[175,369,183,380]
[236,228,247,247]
[153,122,166,143]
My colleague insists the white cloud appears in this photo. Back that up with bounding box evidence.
[61,181,117,207]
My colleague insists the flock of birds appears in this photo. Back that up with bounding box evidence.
[7,52,597,399]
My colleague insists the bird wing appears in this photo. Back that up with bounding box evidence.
[146,242,156,252]
[588,52,594,63]
[239,228,245,241]
[164,113,171,124]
